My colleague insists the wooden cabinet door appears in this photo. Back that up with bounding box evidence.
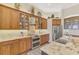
[0,6,11,29]
[41,18,47,29]
[10,40,19,55]
[10,9,20,29]
[0,45,11,55]
[40,34,49,45]
[0,5,20,29]
[26,37,32,51]
[0,41,11,55]
[19,38,27,53]
[52,19,61,26]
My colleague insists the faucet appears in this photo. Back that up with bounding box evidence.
[20,31,24,37]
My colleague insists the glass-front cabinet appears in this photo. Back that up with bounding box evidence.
[19,13,29,30]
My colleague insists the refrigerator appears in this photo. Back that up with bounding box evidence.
[52,25,62,41]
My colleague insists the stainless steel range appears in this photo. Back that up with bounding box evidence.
[32,35,40,49]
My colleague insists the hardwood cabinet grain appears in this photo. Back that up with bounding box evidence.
[0,44,11,55]
[52,18,61,26]
[40,34,49,45]
[0,5,20,29]
[10,40,19,55]
[0,37,32,55]
[19,38,27,53]
[26,37,32,51]
[0,6,11,29]
[19,37,32,54]
[10,9,20,29]
[41,18,47,29]
[0,41,12,55]
[0,39,19,55]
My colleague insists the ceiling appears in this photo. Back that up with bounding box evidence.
[31,3,78,13]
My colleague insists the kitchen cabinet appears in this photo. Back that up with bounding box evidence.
[0,39,19,55]
[19,13,29,30]
[0,42,11,55]
[19,37,32,54]
[40,34,49,45]
[0,37,32,55]
[10,40,19,55]
[0,5,11,29]
[52,18,61,26]
[41,18,47,29]
[0,4,47,30]
[0,5,20,29]
[19,38,27,53]
[10,9,20,29]
[26,37,32,51]
[29,16,47,29]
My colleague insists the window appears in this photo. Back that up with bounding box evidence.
[64,17,79,30]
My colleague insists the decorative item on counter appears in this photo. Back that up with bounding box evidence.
[14,3,20,9]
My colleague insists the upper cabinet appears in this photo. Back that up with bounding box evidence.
[52,18,61,26]
[0,5,11,29]
[35,17,47,29]
[0,4,47,30]
[10,9,20,29]
[41,18,47,29]
[0,5,20,29]
[19,13,29,30]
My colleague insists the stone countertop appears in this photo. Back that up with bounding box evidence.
[39,33,49,35]
[0,35,31,42]
[40,42,78,55]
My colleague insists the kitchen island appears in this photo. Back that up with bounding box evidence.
[40,42,78,55]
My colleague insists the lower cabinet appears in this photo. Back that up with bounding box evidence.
[26,37,32,51]
[0,34,49,55]
[0,43,11,55]
[0,37,32,55]
[19,37,32,54]
[40,34,49,45]
[19,38,27,54]
[0,39,19,55]
[10,40,19,55]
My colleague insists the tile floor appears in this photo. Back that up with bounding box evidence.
[27,48,41,55]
